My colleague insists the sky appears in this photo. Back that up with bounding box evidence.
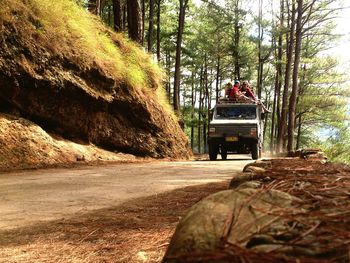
[327,6,350,69]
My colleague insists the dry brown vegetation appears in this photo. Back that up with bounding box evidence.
[0,181,229,263]
[164,158,350,262]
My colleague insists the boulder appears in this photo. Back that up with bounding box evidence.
[163,188,301,262]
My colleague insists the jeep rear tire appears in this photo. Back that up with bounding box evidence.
[209,143,218,161]
[221,147,227,160]
[252,143,259,160]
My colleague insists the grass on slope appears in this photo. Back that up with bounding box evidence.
[0,0,170,110]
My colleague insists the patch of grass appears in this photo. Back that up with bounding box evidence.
[1,0,167,96]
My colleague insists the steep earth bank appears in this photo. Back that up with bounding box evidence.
[0,0,190,170]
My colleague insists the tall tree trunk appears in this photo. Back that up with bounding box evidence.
[296,114,302,149]
[113,0,122,32]
[148,0,155,52]
[270,72,278,153]
[190,70,196,150]
[88,0,101,16]
[270,0,284,153]
[173,0,189,116]
[127,0,143,44]
[215,55,220,102]
[108,4,112,27]
[257,0,263,98]
[156,0,161,61]
[198,66,203,154]
[277,0,295,153]
[203,54,209,154]
[275,0,284,142]
[141,0,145,45]
[232,0,241,80]
[287,0,303,152]
[165,49,171,101]
[123,5,127,31]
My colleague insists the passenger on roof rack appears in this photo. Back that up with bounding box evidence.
[240,80,256,100]
[240,80,271,113]
[224,82,233,97]
[228,80,254,102]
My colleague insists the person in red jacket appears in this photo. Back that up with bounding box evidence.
[229,80,241,98]
[229,80,253,102]
[241,80,257,100]
[241,80,270,113]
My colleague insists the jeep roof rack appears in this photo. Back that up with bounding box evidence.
[217,97,257,105]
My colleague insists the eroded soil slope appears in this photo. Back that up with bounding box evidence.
[0,113,144,170]
[0,0,190,169]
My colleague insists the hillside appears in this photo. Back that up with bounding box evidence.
[0,0,190,170]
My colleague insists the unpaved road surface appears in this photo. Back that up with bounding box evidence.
[0,157,252,230]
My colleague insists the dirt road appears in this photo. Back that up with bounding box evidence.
[0,157,251,231]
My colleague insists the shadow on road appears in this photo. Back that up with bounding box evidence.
[0,181,229,263]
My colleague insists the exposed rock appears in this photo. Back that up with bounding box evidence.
[165,158,350,262]
[163,188,301,262]
[228,172,269,189]
[242,160,272,172]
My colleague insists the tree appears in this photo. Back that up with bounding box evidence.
[287,0,303,152]
[127,0,143,44]
[113,0,123,32]
[88,0,101,15]
[277,0,296,153]
[270,0,284,153]
[173,0,189,116]
[148,0,155,52]
[156,0,161,61]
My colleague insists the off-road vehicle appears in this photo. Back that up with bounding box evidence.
[208,99,264,160]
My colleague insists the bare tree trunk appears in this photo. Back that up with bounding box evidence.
[156,0,161,61]
[113,0,122,32]
[233,0,241,80]
[203,54,208,154]
[173,0,189,116]
[88,0,101,16]
[287,0,303,152]
[123,5,127,31]
[127,0,143,44]
[270,73,278,153]
[141,0,145,45]
[165,49,171,102]
[198,66,203,154]
[215,55,220,102]
[148,0,155,52]
[270,0,284,153]
[296,114,302,149]
[277,0,295,153]
[275,1,283,143]
[257,0,263,98]
[108,4,112,27]
[190,70,196,150]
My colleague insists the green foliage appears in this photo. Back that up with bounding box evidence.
[313,124,350,165]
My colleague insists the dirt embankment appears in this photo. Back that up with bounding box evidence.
[0,0,190,170]
[0,113,146,171]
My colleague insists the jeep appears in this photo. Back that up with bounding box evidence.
[208,100,264,160]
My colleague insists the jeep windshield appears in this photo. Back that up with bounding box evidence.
[215,106,257,120]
